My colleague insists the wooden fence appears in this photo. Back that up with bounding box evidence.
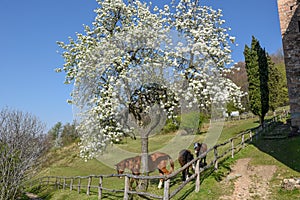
[25,115,282,200]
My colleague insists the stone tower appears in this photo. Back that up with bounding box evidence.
[277,0,300,129]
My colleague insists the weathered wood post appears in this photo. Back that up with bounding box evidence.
[70,178,74,191]
[124,176,130,200]
[163,179,170,200]
[63,177,66,190]
[242,134,245,149]
[55,177,59,189]
[78,178,81,194]
[231,139,234,158]
[195,159,200,192]
[87,176,92,195]
[214,147,218,170]
[249,131,253,142]
[98,176,103,200]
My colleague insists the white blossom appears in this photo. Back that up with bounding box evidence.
[57,0,246,160]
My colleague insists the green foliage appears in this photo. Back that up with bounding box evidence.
[275,62,289,107]
[244,36,269,124]
[61,122,79,146]
[48,122,63,147]
[48,122,79,148]
[161,112,209,134]
[161,118,179,134]
[267,56,288,112]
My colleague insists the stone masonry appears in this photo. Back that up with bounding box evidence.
[277,0,300,128]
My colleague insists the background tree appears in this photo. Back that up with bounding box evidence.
[270,49,289,107]
[224,61,249,111]
[267,54,282,113]
[61,122,79,146]
[0,108,47,200]
[47,122,63,147]
[244,36,269,125]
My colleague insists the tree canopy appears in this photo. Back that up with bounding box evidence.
[57,0,245,161]
[244,36,269,124]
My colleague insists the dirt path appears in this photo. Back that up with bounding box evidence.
[220,158,277,200]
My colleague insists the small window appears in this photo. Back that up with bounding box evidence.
[290,6,294,10]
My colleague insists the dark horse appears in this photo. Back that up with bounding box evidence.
[115,152,174,189]
[194,142,208,167]
[178,149,194,181]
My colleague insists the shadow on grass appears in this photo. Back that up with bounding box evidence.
[252,122,300,172]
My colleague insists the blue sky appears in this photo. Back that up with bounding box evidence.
[0,0,282,131]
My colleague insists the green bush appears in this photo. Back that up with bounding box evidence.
[161,112,209,134]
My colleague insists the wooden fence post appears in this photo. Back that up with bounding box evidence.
[63,177,66,189]
[195,160,200,192]
[78,178,81,194]
[214,147,218,170]
[249,131,252,142]
[163,179,170,200]
[58,178,61,189]
[255,129,259,140]
[55,177,58,189]
[98,176,103,200]
[124,176,130,200]
[87,176,92,195]
[70,178,73,191]
[242,134,245,149]
[231,139,234,158]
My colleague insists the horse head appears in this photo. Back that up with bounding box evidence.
[193,142,208,167]
[115,161,126,179]
[193,142,202,155]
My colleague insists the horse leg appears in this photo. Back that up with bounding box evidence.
[185,168,190,180]
[158,168,169,189]
[200,158,205,168]
[158,178,163,189]
[182,169,186,181]
[129,178,134,190]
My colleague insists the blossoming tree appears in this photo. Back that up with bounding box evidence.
[57,0,244,188]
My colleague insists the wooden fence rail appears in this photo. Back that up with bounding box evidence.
[24,115,283,199]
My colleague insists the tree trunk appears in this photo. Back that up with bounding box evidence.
[259,115,265,127]
[138,135,149,191]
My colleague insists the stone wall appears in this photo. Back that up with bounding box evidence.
[277,0,300,128]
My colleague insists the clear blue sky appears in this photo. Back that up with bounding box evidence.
[0,0,282,131]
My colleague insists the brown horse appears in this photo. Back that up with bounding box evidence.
[194,142,208,167]
[178,149,194,181]
[115,152,174,189]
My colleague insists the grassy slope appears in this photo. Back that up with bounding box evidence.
[27,116,300,200]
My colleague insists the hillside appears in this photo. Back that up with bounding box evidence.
[25,117,300,199]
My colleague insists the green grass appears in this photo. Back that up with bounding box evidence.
[25,115,300,200]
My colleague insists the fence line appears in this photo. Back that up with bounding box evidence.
[25,115,283,199]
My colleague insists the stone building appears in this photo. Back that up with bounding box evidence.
[277,0,300,129]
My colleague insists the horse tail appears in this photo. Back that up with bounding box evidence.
[169,157,175,174]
